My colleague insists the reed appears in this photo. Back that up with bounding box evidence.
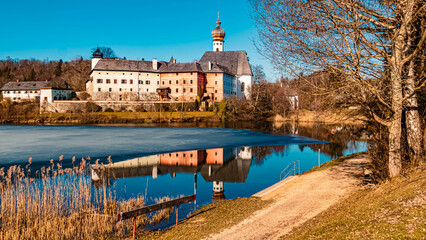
[0,157,171,240]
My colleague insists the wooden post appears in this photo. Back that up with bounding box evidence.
[133,217,136,239]
[176,205,179,226]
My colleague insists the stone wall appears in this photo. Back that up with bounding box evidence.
[41,100,196,113]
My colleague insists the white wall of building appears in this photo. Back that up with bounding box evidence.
[2,90,40,102]
[40,88,73,103]
[237,75,252,98]
[213,41,224,52]
[88,70,161,100]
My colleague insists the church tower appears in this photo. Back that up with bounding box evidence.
[211,14,225,52]
[91,47,103,70]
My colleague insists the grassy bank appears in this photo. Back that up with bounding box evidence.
[135,198,271,240]
[2,111,218,124]
[283,166,426,239]
[273,109,366,125]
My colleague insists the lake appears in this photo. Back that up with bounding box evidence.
[0,122,366,229]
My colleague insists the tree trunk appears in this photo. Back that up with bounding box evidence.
[404,59,423,165]
[388,39,404,178]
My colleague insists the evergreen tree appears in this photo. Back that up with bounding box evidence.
[55,59,63,77]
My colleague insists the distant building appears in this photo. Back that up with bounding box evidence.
[1,80,72,103]
[86,17,253,102]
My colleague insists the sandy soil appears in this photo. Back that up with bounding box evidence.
[206,154,370,240]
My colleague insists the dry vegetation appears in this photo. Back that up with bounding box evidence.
[0,157,171,240]
[283,166,426,239]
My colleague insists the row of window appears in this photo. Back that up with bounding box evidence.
[3,90,39,94]
[96,79,201,85]
[98,72,160,77]
[97,87,196,93]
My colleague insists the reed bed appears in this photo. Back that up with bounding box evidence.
[0,156,171,240]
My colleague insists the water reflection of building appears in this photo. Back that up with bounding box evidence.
[91,147,252,201]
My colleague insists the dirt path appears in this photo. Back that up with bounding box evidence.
[206,154,370,240]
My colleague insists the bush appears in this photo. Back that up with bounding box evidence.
[135,105,146,112]
[104,108,114,112]
[85,101,102,113]
[78,92,90,100]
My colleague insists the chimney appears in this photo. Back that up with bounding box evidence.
[208,61,212,71]
[152,58,158,70]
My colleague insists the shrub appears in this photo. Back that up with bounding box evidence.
[104,108,114,112]
[85,101,102,113]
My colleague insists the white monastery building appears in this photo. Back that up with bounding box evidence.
[86,17,253,102]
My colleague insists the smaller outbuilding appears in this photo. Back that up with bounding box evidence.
[1,80,49,102]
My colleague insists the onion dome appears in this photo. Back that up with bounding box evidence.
[211,19,225,41]
[92,47,103,59]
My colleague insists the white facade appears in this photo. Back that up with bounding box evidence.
[237,75,252,98]
[88,70,161,101]
[1,90,40,102]
[213,41,224,52]
[40,88,73,103]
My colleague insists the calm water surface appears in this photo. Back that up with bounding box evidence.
[0,122,366,229]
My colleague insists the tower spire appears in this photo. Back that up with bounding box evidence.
[218,11,220,21]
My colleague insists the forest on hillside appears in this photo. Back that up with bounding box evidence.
[0,57,90,91]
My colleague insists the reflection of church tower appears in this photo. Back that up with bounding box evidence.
[212,181,225,201]
[211,13,225,52]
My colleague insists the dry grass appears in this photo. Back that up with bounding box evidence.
[136,197,271,240]
[282,166,426,240]
[0,157,172,240]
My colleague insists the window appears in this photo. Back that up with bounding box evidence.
[241,82,245,92]
[157,81,159,85]
[121,79,127,84]
[215,90,218,93]
[215,81,217,85]
[175,73,178,76]
[98,88,101,92]
[215,73,217,76]
[176,88,179,93]
[190,72,193,75]
[169,80,172,84]
[139,80,143,84]
[146,80,150,84]
[119,88,122,91]
[176,80,179,84]
[176,153,178,157]
[183,80,186,84]
[183,153,186,157]
[109,88,112,92]
[190,88,193,93]
[169,153,171,157]
[162,81,165,85]
[183,88,186,93]
[106,79,111,83]
[215,97,217,100]
[130,73,132,75]
[130,88,132,92]
[130,80,133,84]
[98,73,100,74]
[106,73,109,75]
[114,79,117,84]
[97,79,103,83]
[122,73,125,75]
[190,80,193,84]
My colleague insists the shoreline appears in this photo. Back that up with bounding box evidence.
[136,152,369,239]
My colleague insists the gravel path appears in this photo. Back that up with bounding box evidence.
[206,154,370,240]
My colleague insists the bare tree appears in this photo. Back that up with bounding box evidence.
[250,0,426,177]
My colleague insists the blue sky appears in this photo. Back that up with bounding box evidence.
[0,0,278,80]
